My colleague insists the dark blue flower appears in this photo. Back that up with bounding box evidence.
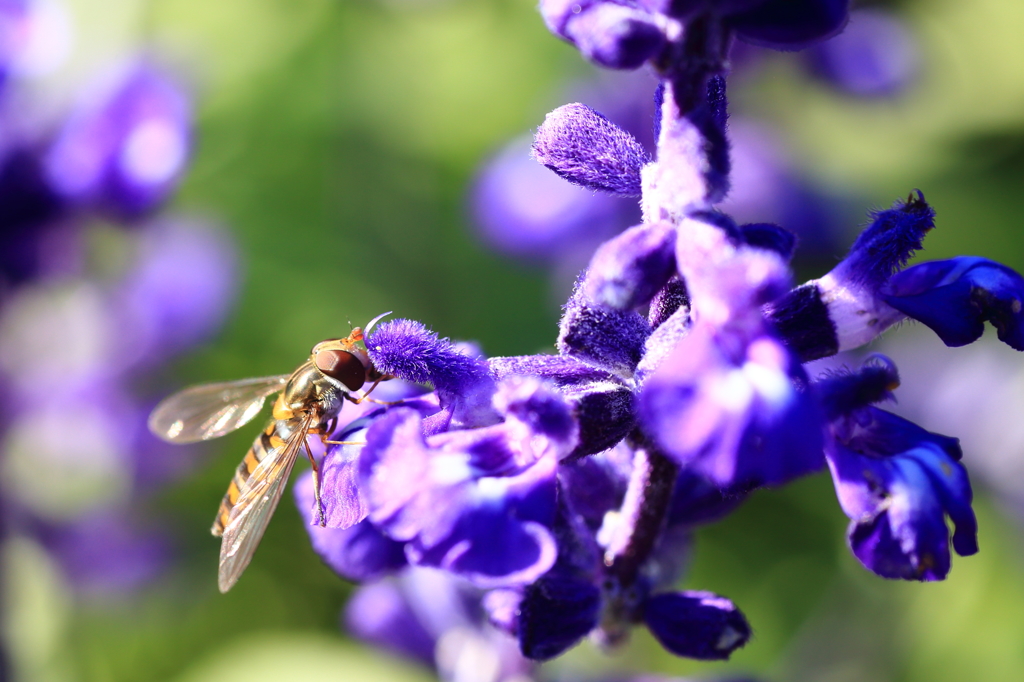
[643,590,750,659]
[883,256,1024,351]
[817,358,978,580]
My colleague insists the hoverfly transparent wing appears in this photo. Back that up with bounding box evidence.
[148,375,290,444]
[216,413,313,593]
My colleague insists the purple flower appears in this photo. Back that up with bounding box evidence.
[639,324,824,489]
[358,378,575,587]
[294,471,407,582]
[540,0,850,73]
[539,0,667,70]
[44,64,190,218]
[34,512,169,594]
[346,568,533,681]
[805,9,919,97]
[111,218,237,367]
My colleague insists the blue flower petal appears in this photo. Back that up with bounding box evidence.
[883,257,1024,350]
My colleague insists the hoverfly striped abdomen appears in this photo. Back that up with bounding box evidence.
[211,418,294,537]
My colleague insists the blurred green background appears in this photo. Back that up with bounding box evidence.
[7,0,1024,680]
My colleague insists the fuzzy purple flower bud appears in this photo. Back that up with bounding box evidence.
[534,103,651,196]
[559,276,652,378]
[583,221,677,310]
[643,591,751,660]
[366,318,498,427]
[540,0,667,70]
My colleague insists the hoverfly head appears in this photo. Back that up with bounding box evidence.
[312,345,366,392]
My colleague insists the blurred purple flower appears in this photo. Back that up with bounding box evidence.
[472,135,638,261]
[346,568,533,682]
[33,512,170,595]
[111,217,237,368]
[805,9,919,97]
[44,63,190,218]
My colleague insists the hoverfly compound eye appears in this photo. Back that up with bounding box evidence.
[314,349,366,391]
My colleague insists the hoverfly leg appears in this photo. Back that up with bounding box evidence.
[351,375,403,406]
[302,436,326,527]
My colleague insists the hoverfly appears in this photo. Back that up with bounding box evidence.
[148,316,391,592]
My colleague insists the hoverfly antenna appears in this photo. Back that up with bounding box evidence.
[364,311,393,336]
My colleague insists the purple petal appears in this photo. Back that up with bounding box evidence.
[541,0,666,70]
[345,579,438,667]
[295,471,406,582]
[639,326,824,489]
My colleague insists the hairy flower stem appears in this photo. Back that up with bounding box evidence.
[603,430,680,587]
[655,13,730,113]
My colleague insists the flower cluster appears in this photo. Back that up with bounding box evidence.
[293,0,1024,677]
[0,8,234,594]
